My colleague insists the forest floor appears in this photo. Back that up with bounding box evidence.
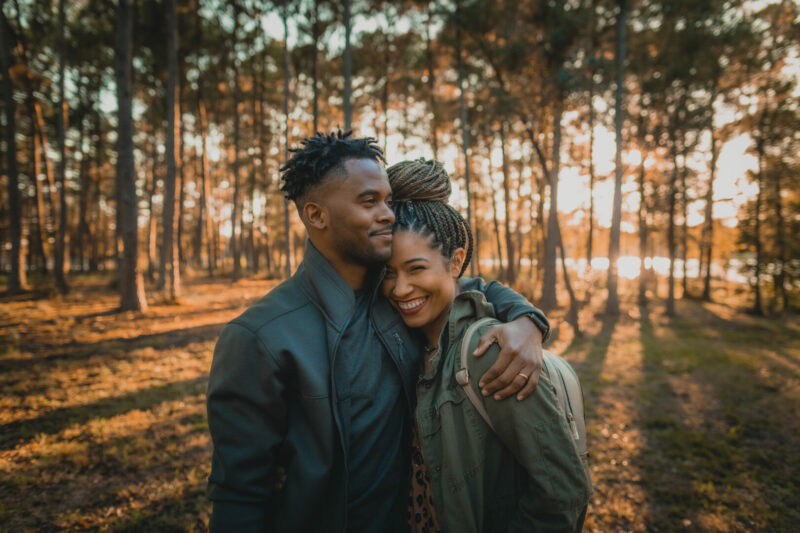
[1,273,798,532]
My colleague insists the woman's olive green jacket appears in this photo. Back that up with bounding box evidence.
[415,291,592,533]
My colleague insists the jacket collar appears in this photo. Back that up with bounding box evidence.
[301,240,382,332]
[423,290,495,378]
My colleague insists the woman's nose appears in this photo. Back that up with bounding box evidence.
[392,273,413,298]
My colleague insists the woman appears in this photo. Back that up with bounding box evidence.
[382,159,592,533]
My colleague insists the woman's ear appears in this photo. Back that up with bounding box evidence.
[303,201,328,230]
[449,247,466,278]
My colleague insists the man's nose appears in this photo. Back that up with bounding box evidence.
[378,200,395,225]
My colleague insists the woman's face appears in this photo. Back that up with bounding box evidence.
[382,230,464,342]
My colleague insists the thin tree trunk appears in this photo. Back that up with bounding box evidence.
[114,0,147,311]
[637,144,647,305]
[752,140,764,315]
[680,150,689,298]
[343,0,352,130]
[586,0,596,272]
[30,125,49,271]
[231,2,242,281]
[55,0,68,291]
[456,0,474,277]
[282,5,292,277]
[667,129,679,316]
[146,136,158,281]
[311,1,319,133]
[499,122,516,283]
[76,91,89,272]
[0,5,27,292]
[425,4,438,160]
[606,0,627,316]
[491,184,505,281]
[160,0,180,299]
[701,102,718,301]
[541,98,563,309]
[773,160,787,310]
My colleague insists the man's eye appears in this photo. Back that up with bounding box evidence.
[363,197,376,205]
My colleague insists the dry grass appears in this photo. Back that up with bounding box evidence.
[1,274,798,531]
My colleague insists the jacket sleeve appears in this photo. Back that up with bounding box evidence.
[460,277,550,340]
[466,325,591,532]
[207,321,287,533]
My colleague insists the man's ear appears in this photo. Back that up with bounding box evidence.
[449,247,466,277]
[303,201,328,230]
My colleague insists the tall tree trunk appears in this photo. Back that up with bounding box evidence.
[231,1,242,281]
[701,102,718,301]
[752,139,764,315]
[198,95,215,276]
[772,158,787,310]
[146,136,158,281]
[76,93,89,272]
[499,122,516,284]
[55,0,68,292]
[490,184,505,280]
[12,0,55,275]
[114,0,147,311]
[311,1,319,133]
[177,81,186,266]
[343,0,352,130]
[637,144,647,305]
[0,5,27,292]
[160,0,181,299]
[425,4,438,160]
[680,150,689,298]
[586,0,596,272]
[456,0,474,277]
[606,0,627,316]
[540,98,563,309]
[282,5,292,277]
[30,124,49,271]
[666,128,679,316]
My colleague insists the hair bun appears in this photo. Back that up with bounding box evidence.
[386,158,451,203]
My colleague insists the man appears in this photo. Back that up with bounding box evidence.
[207,131,550,532]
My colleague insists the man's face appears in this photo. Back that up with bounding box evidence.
[317,158,395,267]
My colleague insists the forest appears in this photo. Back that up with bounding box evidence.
[1,0,799,531]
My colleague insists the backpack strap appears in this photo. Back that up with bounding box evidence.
[456,317,499,432]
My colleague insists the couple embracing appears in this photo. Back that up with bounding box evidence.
[206,131,592,533]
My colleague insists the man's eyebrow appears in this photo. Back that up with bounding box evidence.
[357,189,391,198]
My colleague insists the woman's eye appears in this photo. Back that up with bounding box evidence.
[410,265,425,272]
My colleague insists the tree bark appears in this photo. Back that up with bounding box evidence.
[0,4,27,292]
[637,143,647,305]
[159,0,181,299]
[540,98,563,309]
[55,0,68,292]
[606,0,627,316]
[456,0,474,277]
[343,0,352,130]
[701,101,718,301]
[282,5,292,278]
[231,1,242,281]
[752,139,764,315]
[499,122,516,283]
[666,129,679,316]
[114,0,147,311]
[425,5,438,160]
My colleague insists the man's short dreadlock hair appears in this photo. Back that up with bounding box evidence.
[280,130,385,202]
[386,159,474,278]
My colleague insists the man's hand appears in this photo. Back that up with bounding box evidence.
[473,316,544,401]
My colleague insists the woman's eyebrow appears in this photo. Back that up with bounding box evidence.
[404,257,430,265]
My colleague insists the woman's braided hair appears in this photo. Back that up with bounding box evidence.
[386,159,473,278]
[280,130,385,202]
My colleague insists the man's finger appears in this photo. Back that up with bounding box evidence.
[480,353,523,395]
[515,364,542,400]
[473,327,499,358]
[478,345,513,389]
[485,361,528,400]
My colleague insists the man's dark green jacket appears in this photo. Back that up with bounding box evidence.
[206,242,548,532]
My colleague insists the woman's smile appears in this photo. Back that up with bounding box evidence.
[395,296,428,315]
